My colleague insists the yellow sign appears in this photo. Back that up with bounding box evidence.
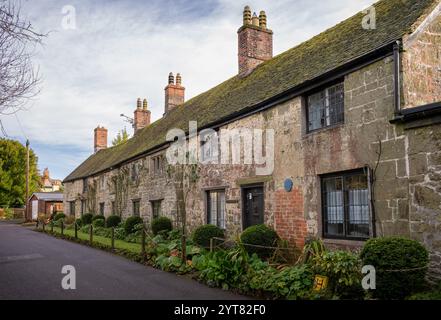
[313,275,329,291]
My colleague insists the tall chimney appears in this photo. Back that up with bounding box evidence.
[164,72,185,114]
[133,97,151,134]
[94,126,108,153]
[238,6,273,77]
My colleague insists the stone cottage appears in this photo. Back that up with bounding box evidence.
[64,0,441,278]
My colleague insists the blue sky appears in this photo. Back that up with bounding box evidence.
[1,0,375,180]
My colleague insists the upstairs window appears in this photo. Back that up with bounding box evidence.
[99,202,105,215]
[321,169,371,240]
[200,131,218,163]
[151,155,164,176]
[82,178,88,193]
[307,82,344,132]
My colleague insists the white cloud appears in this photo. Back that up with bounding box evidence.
[2,0,375,179]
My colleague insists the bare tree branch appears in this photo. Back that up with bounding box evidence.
[0,0,46,115]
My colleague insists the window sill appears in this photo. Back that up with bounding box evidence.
[323,238,366,250]
[303,123,344,137]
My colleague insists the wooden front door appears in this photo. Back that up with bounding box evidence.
[242,185,264,229]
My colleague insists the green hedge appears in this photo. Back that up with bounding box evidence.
[92,219,105,228]
[360,237,429,299]
[192,224,224,248]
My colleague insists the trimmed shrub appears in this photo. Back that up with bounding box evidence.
[240,224,279,259]
[92,218,105,228]
[81,213,93,225]
[124,216,144,235]
[106,215,121,228]
[151,216,173,236]
[64,215,76,225]
[54,213,66,221]
[192,224,224,248]
[360,237,429,299]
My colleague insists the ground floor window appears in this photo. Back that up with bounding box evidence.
[150,200,162,219]
[132,199,140,217]
[69,201,75,216]
[111,201,116,215]
[81,200,86,216]
[321,169,371,239]
[207,190,226,229]
[99,202,105,215]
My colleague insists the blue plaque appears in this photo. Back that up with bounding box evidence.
[284,178,293,192]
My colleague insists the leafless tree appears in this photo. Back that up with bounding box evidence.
[0,0,45,116]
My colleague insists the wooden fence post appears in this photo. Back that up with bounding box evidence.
[74,222,78,238]
[89,224,93,245]
[141,225,146,262]
[42,222,45,232]
[210,237,214,252]
[36,219,39,228]
[111,227,115,251]
[51,221,54,233]
[61,220,64,235]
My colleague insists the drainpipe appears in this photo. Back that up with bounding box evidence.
[393,40,401,115]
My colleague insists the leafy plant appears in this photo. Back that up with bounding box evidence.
[75,218,82,227]
[80,224,91,234]
[240,224,279,259]
[360,237,429,299]
[192,224,224,248]
[54,212,65,221]
[106,215,121,228]
[249,264,314,299]
[151,216,173,235]
[311,250,363,299]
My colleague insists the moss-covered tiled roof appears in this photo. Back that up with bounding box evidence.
[64,0,439,182]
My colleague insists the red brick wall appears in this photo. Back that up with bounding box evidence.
[274,187,307,249]
[94,126,107,152]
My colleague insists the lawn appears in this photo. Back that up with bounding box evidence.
[49,227,142,253]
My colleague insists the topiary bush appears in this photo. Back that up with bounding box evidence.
[360,237,429,299]
[92,218,105,228]
[151,216,173,235]
[106,215,121,228]
[192,224,224,248]
[124,216,144,235]
[81,213,93,225]
[241,224,280,259]
[54,212,66,221]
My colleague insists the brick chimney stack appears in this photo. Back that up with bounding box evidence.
[94,126,108,153]
[238,6,273,77]
[164,72,185,114]
[133,97,151,134]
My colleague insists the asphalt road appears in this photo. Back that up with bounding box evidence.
[0,222,247,300]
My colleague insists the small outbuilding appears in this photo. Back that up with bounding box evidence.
[26,192,64,220]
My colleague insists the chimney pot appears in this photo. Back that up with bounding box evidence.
[137,97,142,109]
[143,98,148,110]
[133,98,151,134]
[252,12,259,26]
[176,73,182,86]
[259,11,267,29]
[243,6,251,25]
[168,72,174,85]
